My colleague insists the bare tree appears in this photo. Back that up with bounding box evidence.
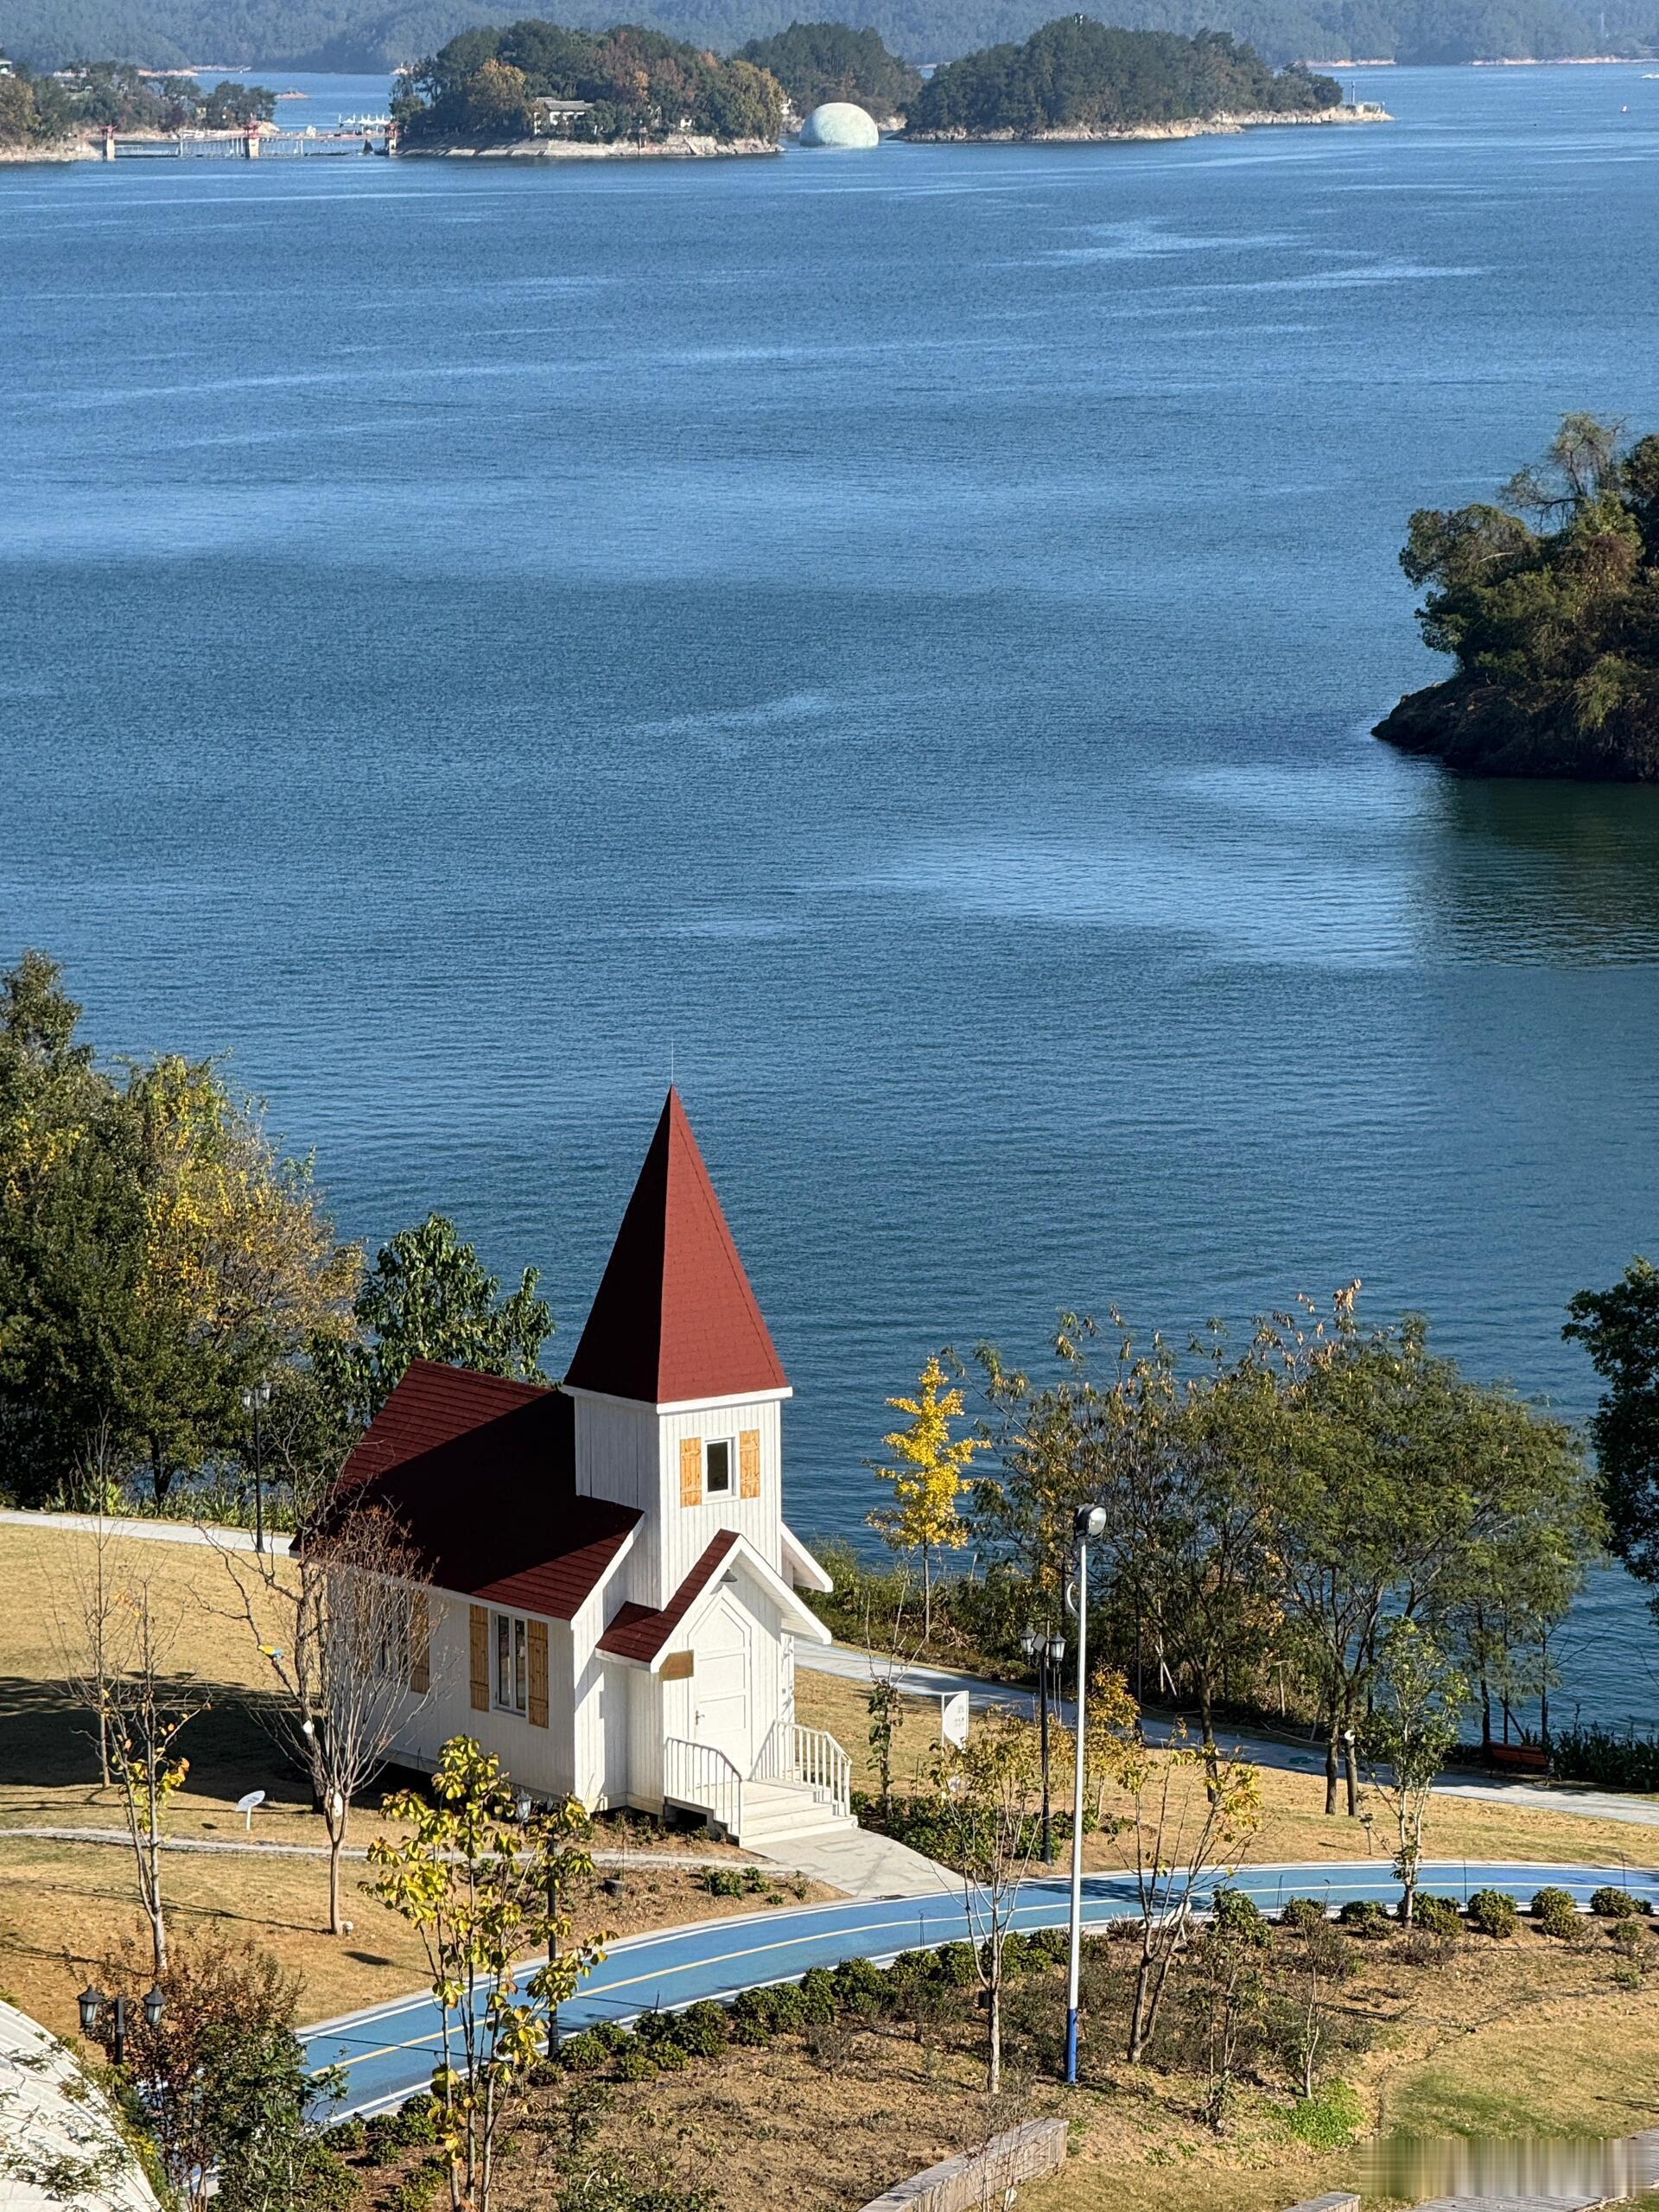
[104,1576,207,1977]
[927,1707,1042,2094]
[53,1456,130,1789]
[220,1497,434,1934]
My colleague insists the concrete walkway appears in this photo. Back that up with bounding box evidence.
[798,1644,1659,1832]
[756,1821,955,1900]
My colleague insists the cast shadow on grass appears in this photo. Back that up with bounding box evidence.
[0,1671,310,1809]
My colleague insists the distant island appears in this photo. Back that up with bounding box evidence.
[392,20,784,152]
[1376,414,1659,780]
[905,21,1350,137]
[0,59,273,154]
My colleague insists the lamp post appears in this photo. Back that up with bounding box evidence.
[241,1379,271,1554]
[78,1980,164,2069]
[1020,1626,1067,1866]
[1065,1503,1105,2088]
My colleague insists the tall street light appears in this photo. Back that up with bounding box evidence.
[242,1379,271,1554]
[1065,1502,1105,2088]
[1020,1625,1067,1866]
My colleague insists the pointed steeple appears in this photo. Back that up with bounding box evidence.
[565,1090,789,1406]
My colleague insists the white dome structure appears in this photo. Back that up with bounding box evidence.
[800,100,880,148]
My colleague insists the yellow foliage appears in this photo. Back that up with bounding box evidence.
[870,1354,985,1560]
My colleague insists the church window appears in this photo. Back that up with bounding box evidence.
[704,1439,733,1497]
[494,1610,529,1713]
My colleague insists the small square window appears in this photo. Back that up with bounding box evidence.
[705,1440,733,1496]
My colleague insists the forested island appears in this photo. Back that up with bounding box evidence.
[393,19,784,147]
[738,20,920,121]
[906,20,1342,136]
[1376,415,1659,781]
[0,58,271,149]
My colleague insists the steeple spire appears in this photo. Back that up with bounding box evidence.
[564,1090,788,1406]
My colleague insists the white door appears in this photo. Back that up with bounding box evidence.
[694,1599,753,1774]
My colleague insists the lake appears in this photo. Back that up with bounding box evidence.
[4,61,1659,1726]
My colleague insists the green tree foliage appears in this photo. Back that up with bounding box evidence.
[736,21,919,118]
[906,20,1339,136]
[1567,1256,1659,1590]
[975,1288,1598,1817]
[0,953,359,1508]
[313,1210,552,1428]
[84,1929,348,2212]
[1378,414,1659,778]
[0,59,270,140]
[397,19,785,144]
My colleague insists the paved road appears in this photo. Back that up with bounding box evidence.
[302,1858,1659,2117]
[798,1644,1659,1830]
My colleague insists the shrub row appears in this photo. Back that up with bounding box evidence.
[554,1928,1074,2077]
[1276,1886,1656,1941]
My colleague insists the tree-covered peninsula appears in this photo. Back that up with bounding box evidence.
[394,18,785,144]
[1376,415,1659,780]
[905,20,1341,137]
[737,20,920,119]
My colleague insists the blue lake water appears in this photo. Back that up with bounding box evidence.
[4,63,1659,1726]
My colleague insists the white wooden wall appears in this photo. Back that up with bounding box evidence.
[385,1589,577,1800]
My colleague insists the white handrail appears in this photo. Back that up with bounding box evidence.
[663,1736,744,1840]
[759,1722,851,1817]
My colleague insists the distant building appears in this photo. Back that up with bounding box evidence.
[531,97,592,135]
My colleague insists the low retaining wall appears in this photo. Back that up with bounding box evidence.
[860,2118,1067,2212]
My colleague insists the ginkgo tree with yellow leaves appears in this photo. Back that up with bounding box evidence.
[370,1737,605,2212]
[868,1353,986,1641]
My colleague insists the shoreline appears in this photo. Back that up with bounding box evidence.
[906,103,1391,143]
[399,132,779,159]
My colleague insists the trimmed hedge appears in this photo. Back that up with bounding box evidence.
[1338,1899,1389,1937]
[1532,1885,1580,1937]
[1591,1885,1650,1919]
[1466,1889,1519,1938]
[1405,1894,1461,1940]
[1281,1897,1328,1933]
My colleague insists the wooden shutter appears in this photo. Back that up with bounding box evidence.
[527,1618,549,1728]
[739,1429,761,1500]
[679,1435,702,1508]
[408,1593,430,1694]
[469,1604,489,1713]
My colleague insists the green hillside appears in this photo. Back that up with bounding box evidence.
[3,0,1656,85]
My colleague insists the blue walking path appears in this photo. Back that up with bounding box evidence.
[302,1858,1659,2117]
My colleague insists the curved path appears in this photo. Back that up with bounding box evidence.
[302,1858,1659,2117]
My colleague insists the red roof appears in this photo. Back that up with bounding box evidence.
[564,1090,789,1406]
[331,1359,639,1618]
[596,1529,741,1663]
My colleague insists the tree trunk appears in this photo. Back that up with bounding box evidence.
[922,1546,932,1644]
[149,1438,170,1506]
[1128,1946,1154,2063]
[1344,1727,1360,1817]
[1324,1723,1340,1817]
[328,1807,346,1936]
[987,1968,1001,2094]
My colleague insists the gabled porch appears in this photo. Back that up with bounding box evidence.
[662,1719,855,1847]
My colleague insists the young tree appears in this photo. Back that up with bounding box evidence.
[1181,1888,1271,2130]
[104,1578,206,1977]
[925,1708,1042,2094]
[82,1929,345,2212]
[369,1737,604,2212]
[54,1469,129,1789]
[1274,1908,1355,2100]
[220,1498,434,1935]
[314,1211,553,1431]
[1363,1619,1466,1927]
[1113,1728,1262,2065]
[868,1355,985,1641]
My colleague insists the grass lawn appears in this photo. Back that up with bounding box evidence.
[0,1522,825,2037]
[793,1668,1659,1876]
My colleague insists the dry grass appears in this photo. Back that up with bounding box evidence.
[471,1922,1659,2212]
[0,1522,826,2035]
[793,1668,1659,1874]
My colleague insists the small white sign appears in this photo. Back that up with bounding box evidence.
[941,1691,970,1750]
[236,1789,266,1832]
